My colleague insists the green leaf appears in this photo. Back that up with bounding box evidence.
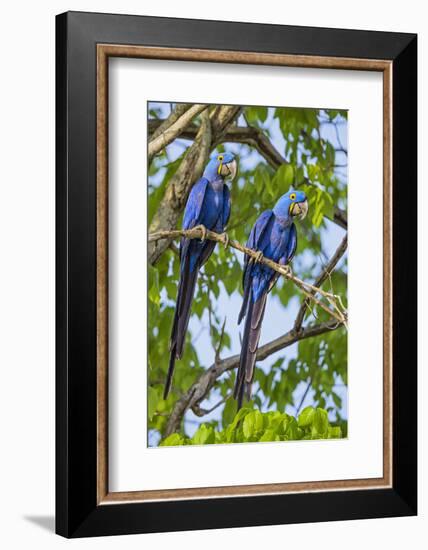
[242,412,255,439]
[298,406,315,427]
[160,433,186,447]
[192,424,215,445]
[243,410,263,439]
[148,386,159,421]
[328,426,342,439]
[260,429,276,442]
[222,398,237,427]
[285,417,302,440]
[245,106,268,124]
[157,407,345,445]
[300,184,334,227]
[312,408,329,436]
[332,392,342,408]
[148,266,160,306]
[229,407,252,430]
[274,164,294,189]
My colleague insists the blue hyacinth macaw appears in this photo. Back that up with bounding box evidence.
[164,151,237,398]
[234,189,308,408]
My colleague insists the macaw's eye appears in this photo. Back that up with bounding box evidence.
[290,193,296,200]
[218,155,224,161]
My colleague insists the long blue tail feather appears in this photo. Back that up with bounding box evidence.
[164,257,198,399]
[234,292,267,408]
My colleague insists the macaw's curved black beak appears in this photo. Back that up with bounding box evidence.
[290,199,309,220]
[220,159,237,180]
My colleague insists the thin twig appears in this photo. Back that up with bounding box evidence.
[295,377,313,415]
[294,234,348,330]
[215,317,227,364]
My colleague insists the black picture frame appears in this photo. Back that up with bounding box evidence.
[56,10,417,538]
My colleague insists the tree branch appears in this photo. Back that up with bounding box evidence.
[164,319,339,436]
[333,207,347,230]
[148,111,212,264]
[191,393,231,417]
[148,106,241,264]
[149,119,286,168]
[149,227,347,326]
[148,104,208,162]
[149,104,192,142]
[149,118,347,230]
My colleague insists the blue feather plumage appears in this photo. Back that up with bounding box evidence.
[164,152,236,398]
[235,189,308,407]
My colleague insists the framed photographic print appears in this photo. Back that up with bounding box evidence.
[56,11,417,538]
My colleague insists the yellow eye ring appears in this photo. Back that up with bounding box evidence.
[290,192,296,200]
[218,155,224,161]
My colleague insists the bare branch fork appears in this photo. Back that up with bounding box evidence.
[149,103,192,142]
[148,104,209,162]
[149,227,348,326]
[148,118,348,230]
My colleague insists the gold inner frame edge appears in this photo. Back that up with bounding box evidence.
[96,44,393,504]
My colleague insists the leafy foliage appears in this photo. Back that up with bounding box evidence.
[148,104,348,445]
[160,406,343,446]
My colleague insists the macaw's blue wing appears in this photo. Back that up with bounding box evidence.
[182,177,209,229]
[179,177,209,263]
[222,185,231,227]
[268,222,297,290]
[285,222,297,263]
[179,177,227,271]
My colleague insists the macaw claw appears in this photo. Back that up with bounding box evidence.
[254,250,264,264]
[220,232,229,249]
[283,264,293,277]
[194,224,208,242]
